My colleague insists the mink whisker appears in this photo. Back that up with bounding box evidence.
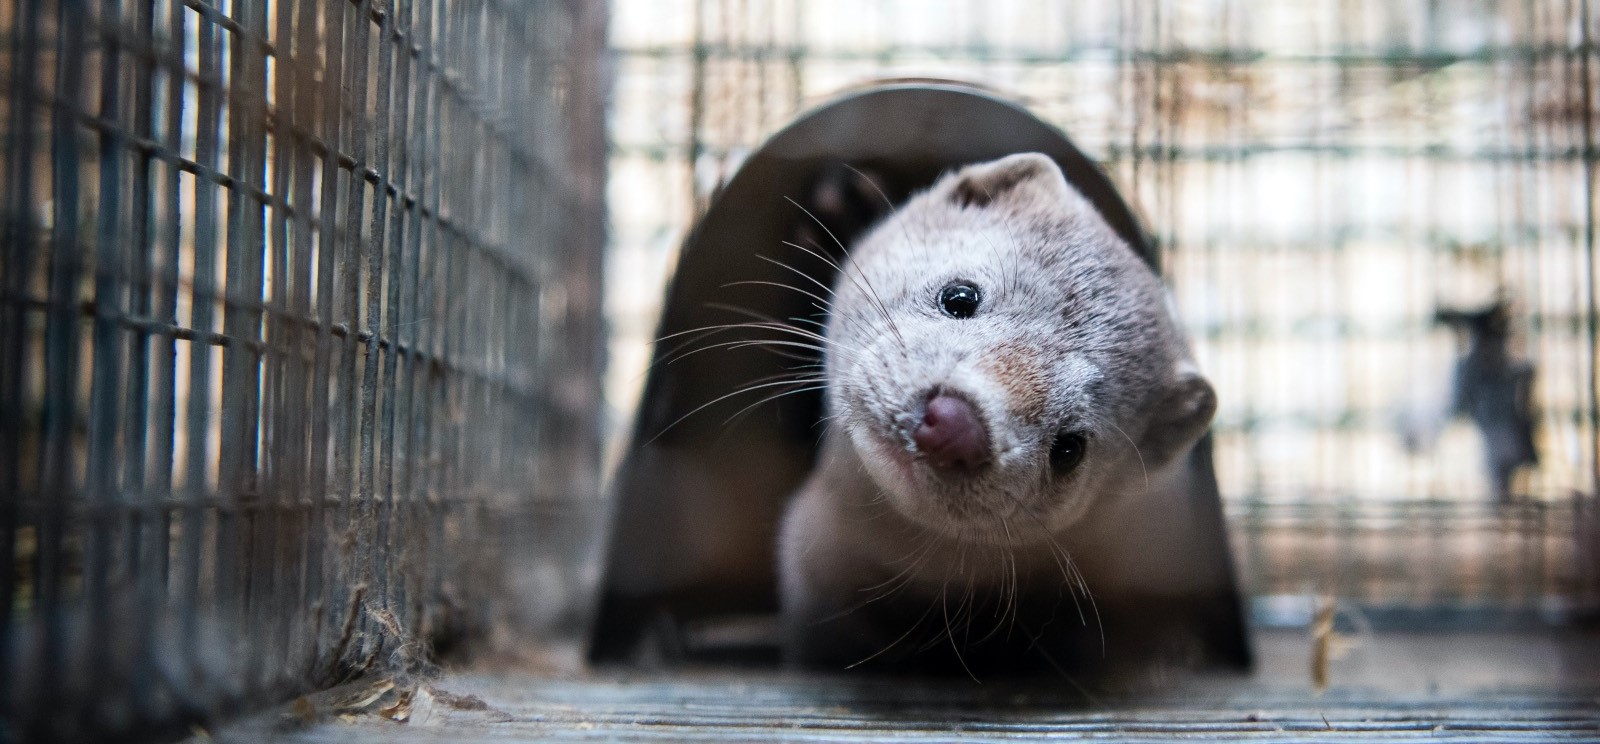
[720,384,828,427]
[645,377,837,445]
[784,195,907,348]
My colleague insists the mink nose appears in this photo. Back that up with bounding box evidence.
[913,394,990,472]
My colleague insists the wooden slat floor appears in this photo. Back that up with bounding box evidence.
[206,629,1600,742]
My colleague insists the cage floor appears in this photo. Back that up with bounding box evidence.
[209,629,1600,742]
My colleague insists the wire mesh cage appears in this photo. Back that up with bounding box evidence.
[607,0,1600,625]
[1,0,605,741]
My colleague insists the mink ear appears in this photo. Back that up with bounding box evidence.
[946,153,1087,214]
[1139,368,1217,468]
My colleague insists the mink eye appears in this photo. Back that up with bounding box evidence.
[1050,431,1088,475]
[938,282,981,319]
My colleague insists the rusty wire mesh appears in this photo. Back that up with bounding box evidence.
[0,0,605,740]
[607,0,1600,622]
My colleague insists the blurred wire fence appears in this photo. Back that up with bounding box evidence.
[1,0,605,740]
[606,0,1600,621]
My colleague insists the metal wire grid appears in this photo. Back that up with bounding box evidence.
[607,0,1600,617]
[0,0,604,740]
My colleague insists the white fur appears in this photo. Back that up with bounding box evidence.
[779,153,1222,669]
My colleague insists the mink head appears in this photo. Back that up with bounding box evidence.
[823,153,1215,544]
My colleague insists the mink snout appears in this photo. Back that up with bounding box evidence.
[912,393,991,472]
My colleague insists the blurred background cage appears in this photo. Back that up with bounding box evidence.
[607,0,1600,626]
[1,0,605,741]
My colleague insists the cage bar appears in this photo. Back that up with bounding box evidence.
[0,0,605,740]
